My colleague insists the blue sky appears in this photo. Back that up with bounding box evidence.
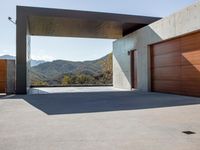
[0,0,197,61]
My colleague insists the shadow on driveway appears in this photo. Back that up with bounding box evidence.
[2,91,200,115]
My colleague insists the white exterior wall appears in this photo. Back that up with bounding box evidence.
[113,2,200,91]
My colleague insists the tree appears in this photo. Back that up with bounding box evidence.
[101,53,113,83]
[62,75,71,86]
[102,53,112,73]
[77,74,87,84]
[32,81,48,86]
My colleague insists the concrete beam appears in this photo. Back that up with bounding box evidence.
[18,6,160,38]
[16,7,30,94]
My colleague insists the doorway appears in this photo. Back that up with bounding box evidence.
[130,50,137,89]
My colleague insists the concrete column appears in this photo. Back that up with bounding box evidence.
[16,7,29,94]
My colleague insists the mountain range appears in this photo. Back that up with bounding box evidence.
[0,54,112,86]
[31,54,109,81]
[0,55,47,67]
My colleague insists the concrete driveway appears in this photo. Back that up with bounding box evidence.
[29,86,126,94]
[0,91,200,150]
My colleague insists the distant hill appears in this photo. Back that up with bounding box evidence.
[0,55,47,67]
[0,54,112,86]
[30,59,47,67]
[31,54,108,80]
[0,55,15,60]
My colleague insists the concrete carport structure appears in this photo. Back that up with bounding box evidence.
[16,2,200,96]
[16,6,160,94]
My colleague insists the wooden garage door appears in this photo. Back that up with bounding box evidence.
[151,32,200,97]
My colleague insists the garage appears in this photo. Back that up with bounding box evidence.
[151,31,200,97]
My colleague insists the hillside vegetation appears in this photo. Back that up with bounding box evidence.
[31,53,112,86]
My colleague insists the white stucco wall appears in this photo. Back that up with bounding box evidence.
[113,1,200,91]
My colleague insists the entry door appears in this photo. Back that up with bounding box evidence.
[130,50,137,89]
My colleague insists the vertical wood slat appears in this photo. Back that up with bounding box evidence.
[0,60,7,93]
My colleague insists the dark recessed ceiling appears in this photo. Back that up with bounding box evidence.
[18,6,161,39]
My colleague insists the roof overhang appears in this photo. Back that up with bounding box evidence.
[17,6,161,39]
